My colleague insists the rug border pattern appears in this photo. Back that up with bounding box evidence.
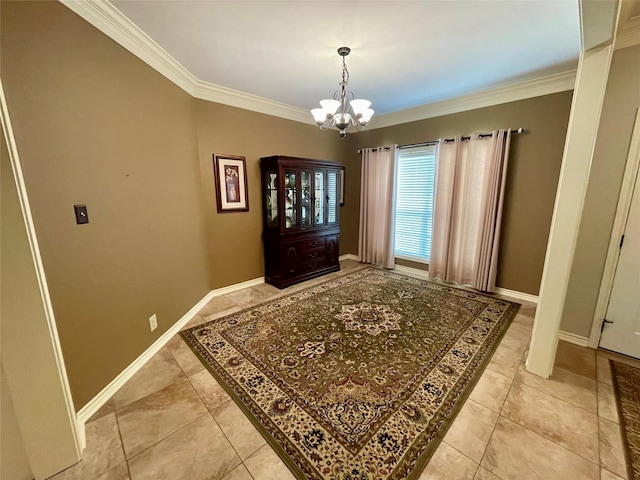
[181,268,520,479]
[610,359,640,480]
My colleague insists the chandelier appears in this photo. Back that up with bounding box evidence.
[310,47,374,138]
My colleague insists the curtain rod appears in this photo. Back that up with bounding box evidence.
[358,128,524,153]
[400,127,524,149]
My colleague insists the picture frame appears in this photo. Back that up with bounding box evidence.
[339,166,345,206]
[213,154,249,213]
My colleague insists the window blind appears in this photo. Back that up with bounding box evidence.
[394,145,437,263]
[328,171,337,224]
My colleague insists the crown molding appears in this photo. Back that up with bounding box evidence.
[368,70,577,130]
[615,17,640,50]
[193,80,314,124]
[60,0,197,94]
[60,0,577,130]
[61,0,315,124]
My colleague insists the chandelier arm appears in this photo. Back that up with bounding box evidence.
[349,115,362,128]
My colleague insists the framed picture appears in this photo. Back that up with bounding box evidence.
[339,166,345,206]
[213,154,249,213]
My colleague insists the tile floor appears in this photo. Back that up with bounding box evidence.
[49,260,635,480]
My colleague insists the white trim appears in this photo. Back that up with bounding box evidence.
[207,277,265,296]
[339,254,359,261]
[393,264,430,280]
[392,263,541,303]
[394,254,429,265]
[59,0,577,129]
[193,80,313,125]
[58,0,314,124]
[616,27,640,50]
[76,276,264,433]
[589,108,640,348]
[558,330,590,347]
[494,288,539,304]
[59,0,196,95]
[616,17,640,50]
[0,80,82,456]
[526,41,617,378]
[368,71,577,130]
[390,264,541,304]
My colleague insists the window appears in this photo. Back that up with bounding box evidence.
[394,145,437,263]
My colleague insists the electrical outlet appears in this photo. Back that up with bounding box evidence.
[149,314,158,332]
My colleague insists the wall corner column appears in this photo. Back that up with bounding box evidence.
[1,80,82,479]
[526,42,616,377]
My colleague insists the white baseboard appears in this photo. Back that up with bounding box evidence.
[338,257,431,280]
[75,275,265,447]
[491,291,590,347]
[390,264,540,303]
[206,277,264,296]
[493,287,539,304]
[393,263,430,280]
[558,330,590,348]
[492,290,589,347]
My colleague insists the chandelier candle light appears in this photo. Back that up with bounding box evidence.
[311,47,374,138]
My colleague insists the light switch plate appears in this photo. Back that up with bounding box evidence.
[74,205,89,224]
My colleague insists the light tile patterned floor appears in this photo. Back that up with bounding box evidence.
[49,260,633,480]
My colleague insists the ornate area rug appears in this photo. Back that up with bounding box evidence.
[611,360,640,480]
[181,268,519,479]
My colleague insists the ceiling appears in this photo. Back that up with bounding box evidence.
[109,1,581,118]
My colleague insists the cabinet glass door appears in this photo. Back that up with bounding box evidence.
[327,170,338,225]
[284,170,297,229]
[265,172,278,228]
[301,171,311,227]
[314,171,325,225]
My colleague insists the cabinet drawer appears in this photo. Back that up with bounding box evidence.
[301,258,326,273]
[300,238,326,251]
[302,248,325,261]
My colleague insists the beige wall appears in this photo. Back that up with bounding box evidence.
[561,44,640,337]
[2,1,212,408]
[342,92,573,295]
[1,134,33,480]
[1,369,32,480]
[2,129,80,477]
[194,101,345,288]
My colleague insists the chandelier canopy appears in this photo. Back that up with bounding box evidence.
[311,47,374,138]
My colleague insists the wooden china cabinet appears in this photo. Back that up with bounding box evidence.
[260,155,341,289]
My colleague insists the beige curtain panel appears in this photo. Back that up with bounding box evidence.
[429,129,512,292]
[358,146,398,269]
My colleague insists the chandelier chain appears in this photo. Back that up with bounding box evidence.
[341,56,349,87]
